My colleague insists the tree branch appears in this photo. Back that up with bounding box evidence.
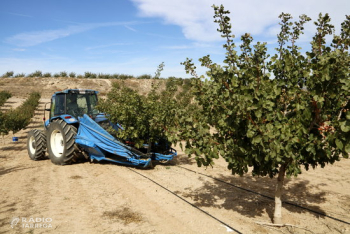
[338,100,349,120]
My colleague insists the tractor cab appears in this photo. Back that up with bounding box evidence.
[50,89,99,119]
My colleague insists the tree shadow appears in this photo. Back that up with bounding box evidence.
[150,153,196,168]
[0,201,17,231]
[170,153,196,166]
[88,159,156,170]
[16,136,27,140]
[0,165,34,177]
[0,217,11,231]
[0,145,26,151]
[1,104,12,108]
[0,101,16,107]
[88,153,189,170]
[176,174,328,222]
[27,124,44,129]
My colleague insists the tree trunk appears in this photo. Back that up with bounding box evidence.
[273,164,286,224]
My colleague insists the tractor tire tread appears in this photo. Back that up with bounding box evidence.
[47,119,78,165]
[27,129,47,160]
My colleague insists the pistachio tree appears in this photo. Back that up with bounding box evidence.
[181,5,349,224]
[0,92,40,136]
[98,78,194,151]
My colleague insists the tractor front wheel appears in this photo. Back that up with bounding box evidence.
[47,119,78,165]
[27,129,46,160]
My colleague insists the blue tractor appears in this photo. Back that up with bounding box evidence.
[26,89,176,167]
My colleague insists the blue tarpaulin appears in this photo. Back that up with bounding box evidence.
[75,114,176,167]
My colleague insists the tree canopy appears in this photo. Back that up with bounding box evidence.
[100,4,349,224]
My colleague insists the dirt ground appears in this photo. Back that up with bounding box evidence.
[0,78,350,234]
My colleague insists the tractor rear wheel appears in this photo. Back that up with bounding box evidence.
[47,119,78,165]
[27,129,46,160]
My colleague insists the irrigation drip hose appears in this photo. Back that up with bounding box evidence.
[128,168,243,234]
[177,165,350,226]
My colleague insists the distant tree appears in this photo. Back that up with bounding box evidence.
[14,73,25,78]
[137,74,152,79]
[59,71,68,77]
[111,73,119,79]
[118,74,133,80]
[98,73,110,79]
[84,72,97,78]
[1,71,14,78]
[43,72,52,77]
[154,62,165,79]
[69,72,76,78]
[1,92,40,135]
[0,91,12,107]
[0,111,8,137]
[27,70,42,78]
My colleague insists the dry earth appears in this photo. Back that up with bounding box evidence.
[0,78,350,234]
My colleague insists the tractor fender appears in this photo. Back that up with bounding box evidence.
[49,115,79,125]
[44,119,50,129]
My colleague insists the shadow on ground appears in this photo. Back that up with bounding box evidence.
[169,153,196,166]
[0,145,26,152]
[0,166,35,177]
[0,201,18,233]
[176,173,329,222]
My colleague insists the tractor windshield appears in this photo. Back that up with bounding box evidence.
[66,93,98,117]
[51,92,99,118]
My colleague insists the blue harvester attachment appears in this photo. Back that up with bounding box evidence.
[75,114,177,168]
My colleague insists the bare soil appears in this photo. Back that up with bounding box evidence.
[0,78,350,234]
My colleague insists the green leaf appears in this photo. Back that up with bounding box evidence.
[340,121,350,133]
[252,135,262,144]
[247,129,255,138]
[255,109,262,118]
[346,112,350,120]
[335,139,343,150]
[345,142,350,154]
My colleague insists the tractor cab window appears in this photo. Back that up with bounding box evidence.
[66,93,99,117]
[66,94,79,116]
[88,94,99,115]
[50,91,99,118]
[51,94,65,117]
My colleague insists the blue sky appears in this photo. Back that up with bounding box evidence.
[0,0,349,78]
